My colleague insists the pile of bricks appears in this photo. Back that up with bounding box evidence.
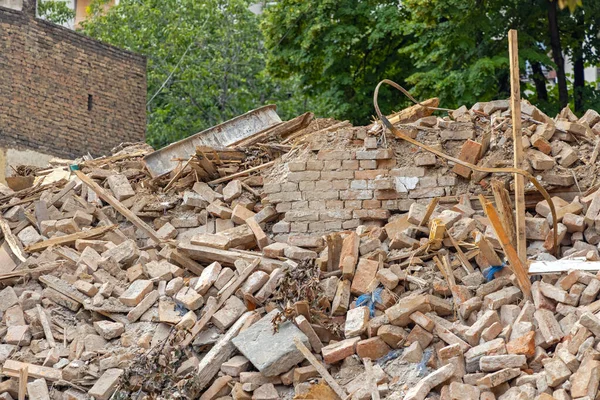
[264,99,600,246]
[1,98,600,400]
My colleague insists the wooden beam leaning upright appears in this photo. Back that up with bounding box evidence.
[508,29,527,264]
[479,195,531,299]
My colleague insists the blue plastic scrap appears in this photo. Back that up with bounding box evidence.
[483,261,506,282]
[417,349,433,376]
[355,287,383,317]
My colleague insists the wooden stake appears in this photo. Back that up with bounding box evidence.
[490,179,517,249]
[508,29,527,263]
[18,366,28,400]
[479,195,531,299]
[294,337,348,399]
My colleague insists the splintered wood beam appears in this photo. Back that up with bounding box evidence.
[294,337,348,399]
[0,217,26,262]
[25,224,116,253]
[479,194,531,299]
[74,170,162,244]
[490,179,517,249]
[508,29,527,264]
[208,161,275,185]
[446,233,475,273]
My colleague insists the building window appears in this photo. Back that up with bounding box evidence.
[88,94,93,111]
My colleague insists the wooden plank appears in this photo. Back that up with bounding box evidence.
[196,312,255,390]
[207,161,275,185]
[49,180,76,206]
[178,242,284,270]
[3,360,62,382]
[419,198,439,227]
[479,195,531,299]
[509,29,527,264]
[181,259,260,347]
[0,217,26,262]
[37,305,56,348]
[18,366,27,400]
[74,170,162,244]
[490,179,517,249]
[363,358,381,400]
[167,249,205,276]
[446,233,475,273]
[294,337,348,399]
[529,260,600,274]
[25,224,116,252]
[231,112,314,147]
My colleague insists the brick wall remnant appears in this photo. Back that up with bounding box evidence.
[0,2,146,159]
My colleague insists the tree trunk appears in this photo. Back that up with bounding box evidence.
[573,12,586,113]
[573,55,584,113]
[531,62,549,103]
[547,0,569,108]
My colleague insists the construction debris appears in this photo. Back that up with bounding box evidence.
[1,92,600,400]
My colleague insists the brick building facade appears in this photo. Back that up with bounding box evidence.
[0,0,146,182]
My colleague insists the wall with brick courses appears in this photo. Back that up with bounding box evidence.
[263,126,461,241]
[0,3,146,160]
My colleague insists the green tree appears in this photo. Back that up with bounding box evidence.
[38,0,75,25]
[261,0,416,125]
[80,0,309,149]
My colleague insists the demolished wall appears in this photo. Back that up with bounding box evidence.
[264,99,599,245]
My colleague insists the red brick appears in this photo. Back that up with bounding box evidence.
[355,169,389,180]
[322,337,361,364]
[356,337,391,359]
[452,140,482,178]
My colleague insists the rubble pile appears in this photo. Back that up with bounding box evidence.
[0,99,600,400]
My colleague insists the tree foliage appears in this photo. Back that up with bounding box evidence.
[79,0,599,148]
[261,0,416,125]
[38,0,75,25]
[80,0,310,149]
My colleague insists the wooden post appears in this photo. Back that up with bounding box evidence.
[508,29,527,263]
[479,195,531,299]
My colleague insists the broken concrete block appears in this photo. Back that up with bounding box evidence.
[106,174,135,201]
[223,180,243,202]
[211,296,246,331]
[404,363,455,400]
[232,310,310,376]
[88,368,124,400]
[344,306,370,338]
[17,226,43,247]
[27,378,50,400]
[119,280,153,307]
[174,286,204,311]
[93,321,125,340]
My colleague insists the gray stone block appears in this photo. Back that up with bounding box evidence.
[232,309,310,376]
